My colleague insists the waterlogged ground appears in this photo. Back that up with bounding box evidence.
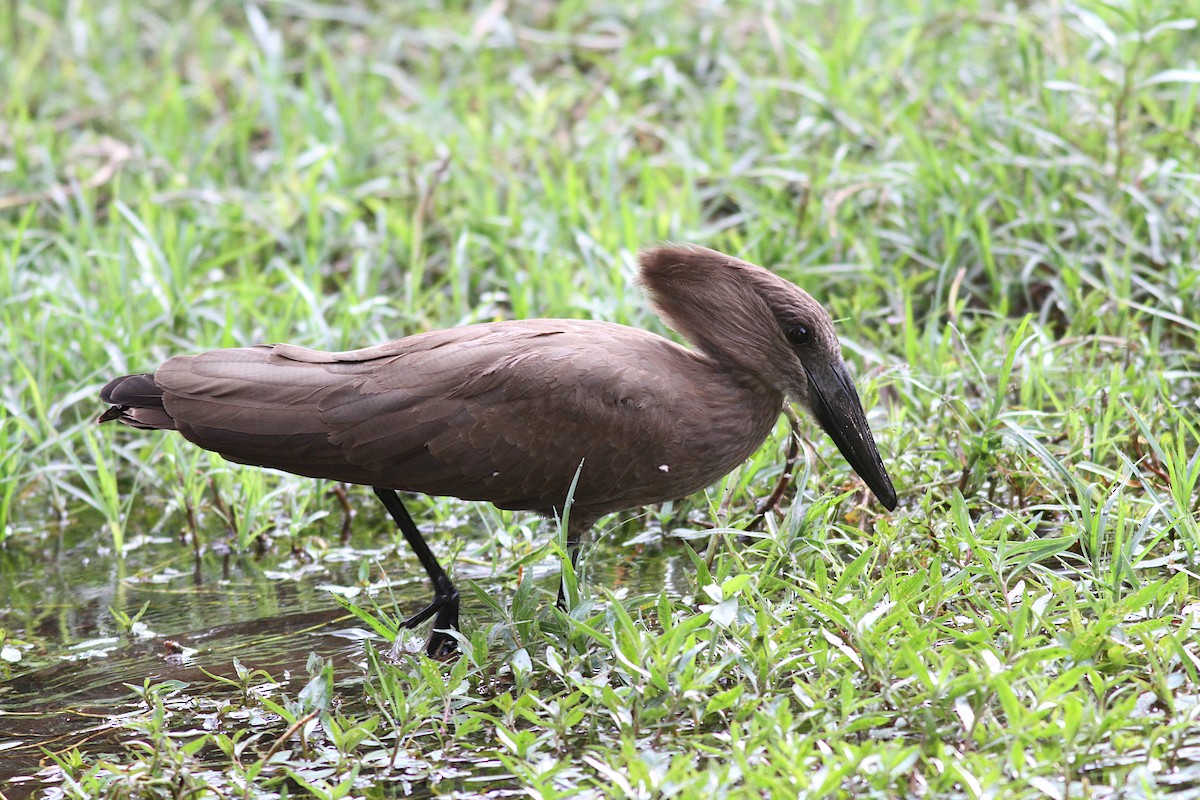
[5,0,1200,796]
[0,499,693,797]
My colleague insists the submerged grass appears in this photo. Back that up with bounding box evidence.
[2,0,1199,797]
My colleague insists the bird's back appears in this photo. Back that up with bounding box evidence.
[154,319,784,521]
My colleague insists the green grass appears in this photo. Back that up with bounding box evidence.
[3,0,1200,797]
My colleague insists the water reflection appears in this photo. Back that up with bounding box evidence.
[0,512,700,795]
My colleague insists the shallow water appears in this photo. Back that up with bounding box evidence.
[0,506,693,796]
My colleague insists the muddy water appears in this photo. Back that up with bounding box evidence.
[0,507,692,795]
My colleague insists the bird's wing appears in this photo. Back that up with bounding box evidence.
[155,320,751,515]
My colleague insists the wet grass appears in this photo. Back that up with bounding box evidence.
[2,0,1200,797]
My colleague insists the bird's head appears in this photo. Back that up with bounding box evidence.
[639,244,898,511]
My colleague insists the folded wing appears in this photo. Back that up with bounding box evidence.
[155,320,756,517]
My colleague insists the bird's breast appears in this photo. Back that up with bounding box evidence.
[558,367,785,517]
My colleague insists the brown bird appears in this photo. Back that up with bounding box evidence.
[98,245,897,656]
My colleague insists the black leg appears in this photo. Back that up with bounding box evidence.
[555,526,583,610]
[373,487,460,657]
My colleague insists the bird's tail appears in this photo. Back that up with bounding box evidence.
[97,373,176,430]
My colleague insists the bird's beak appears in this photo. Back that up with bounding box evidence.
[803,361,898,510]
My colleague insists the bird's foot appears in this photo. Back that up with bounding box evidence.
[390,588,461,659]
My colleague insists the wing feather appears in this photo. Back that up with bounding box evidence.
[152,320,778,517]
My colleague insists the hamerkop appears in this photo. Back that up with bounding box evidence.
[98,245,897,656]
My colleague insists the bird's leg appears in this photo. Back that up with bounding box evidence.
[555,522,584,610]
[373,487,460,657]
[554,545,582,610]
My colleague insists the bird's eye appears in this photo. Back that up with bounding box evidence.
[784,325,811,346]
